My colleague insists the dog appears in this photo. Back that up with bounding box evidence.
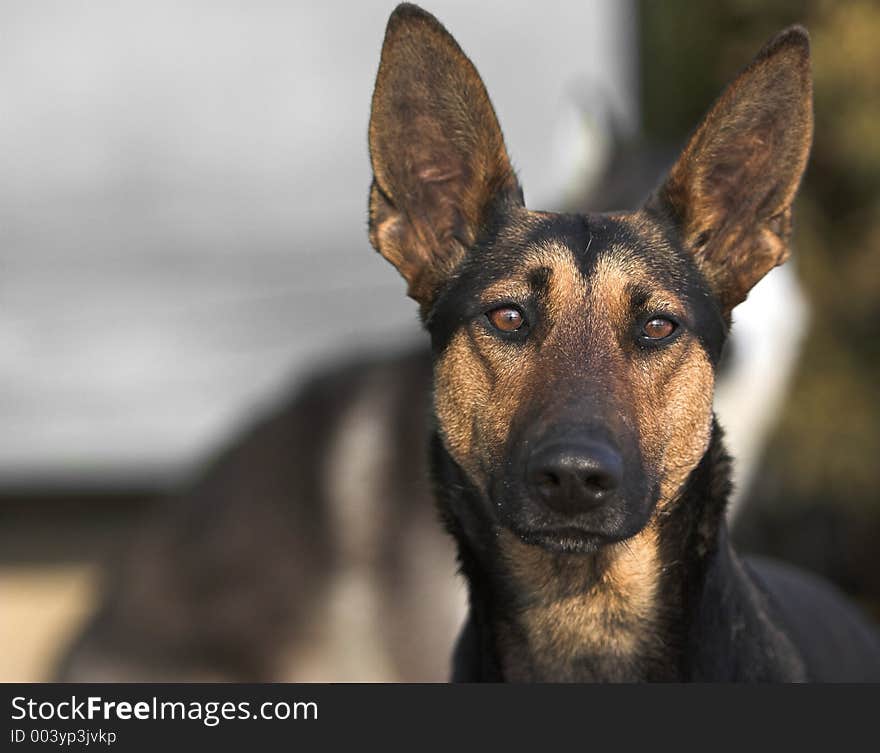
[367,4,880,681]
[58,347,465,682]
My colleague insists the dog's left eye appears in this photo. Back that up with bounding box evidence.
[486,305,526,333]
[641,316,678,341]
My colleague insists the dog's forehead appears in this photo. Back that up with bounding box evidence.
[482,209,684,292]
[431,207,726,362]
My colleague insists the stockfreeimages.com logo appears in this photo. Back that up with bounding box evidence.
[11,696,318,728]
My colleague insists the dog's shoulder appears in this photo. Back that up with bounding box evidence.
[745,555,880,682]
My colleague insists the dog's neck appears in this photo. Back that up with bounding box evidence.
[487,523,670,681]
[434,424,806,682]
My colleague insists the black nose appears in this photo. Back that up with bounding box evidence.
[526,440,623,516]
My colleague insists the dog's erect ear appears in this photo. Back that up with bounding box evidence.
[651,26,813,312]
[368,4,522,308]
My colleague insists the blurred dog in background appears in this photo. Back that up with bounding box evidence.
[59,348,465,681]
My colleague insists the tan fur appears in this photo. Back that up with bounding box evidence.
[497,525,661,681]
[434,243,589,487]
[652,343,715,507]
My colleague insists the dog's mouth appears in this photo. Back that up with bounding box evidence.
[507,524,621,554]
[494,487,656,555]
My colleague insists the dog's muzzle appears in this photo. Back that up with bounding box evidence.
[493,424,652,552]
[526,439,623,517]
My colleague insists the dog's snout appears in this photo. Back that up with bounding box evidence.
[526,441,623,516]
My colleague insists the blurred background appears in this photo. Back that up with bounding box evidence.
[1,0,877,681]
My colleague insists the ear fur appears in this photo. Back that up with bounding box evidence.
[651,26,813,311]
[368,3,522,309]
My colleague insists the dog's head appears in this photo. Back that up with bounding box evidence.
[368,4,812,554]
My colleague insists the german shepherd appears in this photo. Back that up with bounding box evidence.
[367,4,880,681]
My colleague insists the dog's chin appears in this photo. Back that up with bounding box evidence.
[510,526,610,554]
[504,521,641,555]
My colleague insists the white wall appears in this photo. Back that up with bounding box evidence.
[0,1,637,483]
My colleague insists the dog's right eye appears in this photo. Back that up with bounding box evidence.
[486,305,526,333]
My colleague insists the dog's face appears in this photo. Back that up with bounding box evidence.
[368,5,812,553]
[427,210,725,552]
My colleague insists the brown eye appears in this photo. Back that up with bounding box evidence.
[642,316,677,340]
[487,306,525,333]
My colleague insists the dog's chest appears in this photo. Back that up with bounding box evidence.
[495,528,665,681]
